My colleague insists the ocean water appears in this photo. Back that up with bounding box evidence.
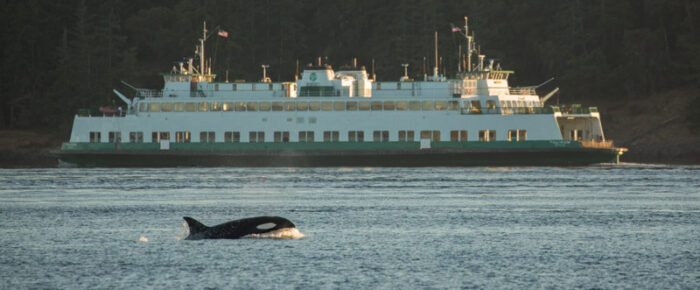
[1,165,698,289]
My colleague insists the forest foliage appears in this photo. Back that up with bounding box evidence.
[1,0,698,130]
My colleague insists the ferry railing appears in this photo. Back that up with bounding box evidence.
[554,104,595,114]
[461,105,604,115]
[460,105,599,115]
[509,87,537,95]
[460,106,557,115]
[580,140,614,148]
[135,89,163,99]
[76,108,126,117]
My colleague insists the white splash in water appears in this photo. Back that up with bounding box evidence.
[138,236,149,242]
[175,221,190,240]
[244,227,306,239]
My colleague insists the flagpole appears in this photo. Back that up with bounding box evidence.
[200,21,207,78]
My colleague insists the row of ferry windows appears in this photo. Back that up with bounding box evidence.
[90,130,527,143]
[138,100,462,113]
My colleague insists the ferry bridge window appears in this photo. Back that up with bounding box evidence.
[235,102,246,111]
[408,101,420,111]
[249,131,265,142]
[224,131,240,143]
[422,101,434,111]
[210,102,222,111]
[247,102,258,111]
[450,130,468,142]
[232,84,237,91]
[89,132,101,143]
[259,102,271,111]
[200,131,215,143]
[383,101,395,110]
[149,103,161,112]
[222,102,233,111]
[396,101,408,111]
[161,103,173,112]
[486,100,498,112]
[129,132,143,143]
[348,131,364,142]
[272,102,283,111]
[185,103,196,112]
[309,102,321,111]
[435,101,447,111]
[470,100,482,114]
[174,103,185,112]
[398,130,414,141]
[323,131,339,142]
[321,102,333,111]
[346,101,358,111]
[274,131,290,142]
[298,131,314,142]
[296,102,309,111]
[420,130,440,142]
[373,130,389,142]
[359,101,370,111]
[139,103,147,112]
[198,102,209,112]
[284,102,295,111]
[176,131,191,143]
[333,101,345,111]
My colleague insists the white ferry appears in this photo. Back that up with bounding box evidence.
[55,19,626,167]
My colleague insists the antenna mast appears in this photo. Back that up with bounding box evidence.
[200,21,207,77]
[465,17,473,72]
[434,31,439,79]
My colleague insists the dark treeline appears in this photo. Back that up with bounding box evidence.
[1,0,698,130]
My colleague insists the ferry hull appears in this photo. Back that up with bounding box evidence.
[54,147,623,167]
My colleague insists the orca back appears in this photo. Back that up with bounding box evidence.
[183,216,297,240]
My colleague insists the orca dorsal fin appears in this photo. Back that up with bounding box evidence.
[183,217,208,234]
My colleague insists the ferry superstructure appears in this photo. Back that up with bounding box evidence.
[55,19,626,167]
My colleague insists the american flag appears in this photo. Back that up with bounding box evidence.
[218,29,229,38]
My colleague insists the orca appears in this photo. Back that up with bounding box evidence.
[183,216,301,240]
